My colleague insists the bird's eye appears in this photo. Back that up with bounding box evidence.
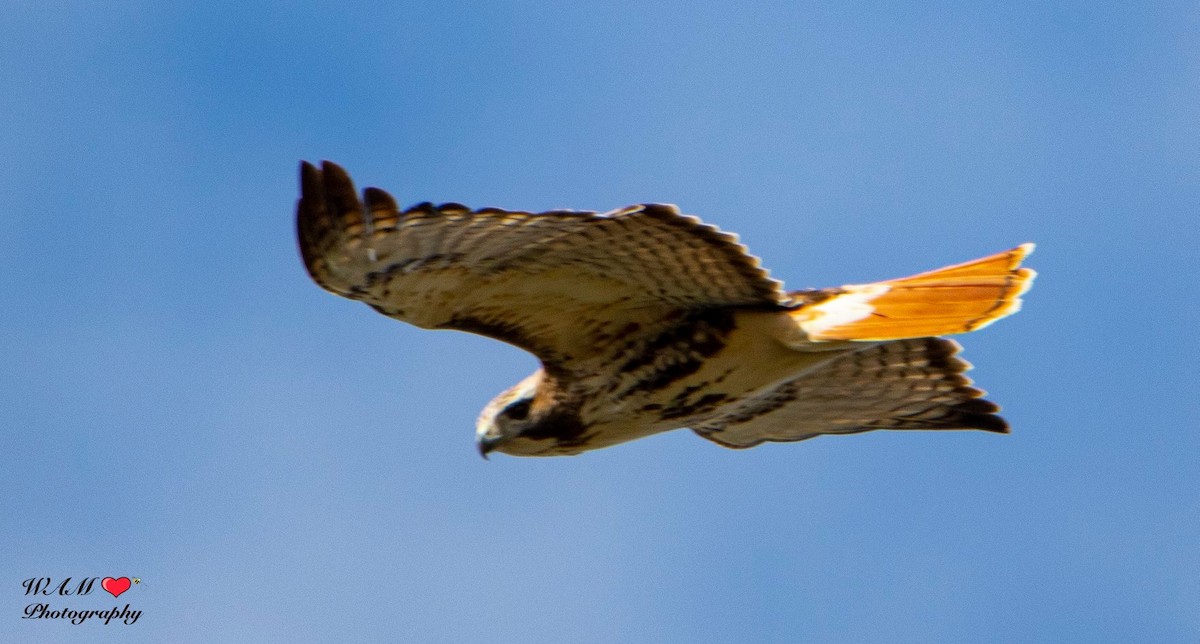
[503,399,531,420]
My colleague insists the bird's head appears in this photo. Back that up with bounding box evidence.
[476,370,591,457]
[476,372,546,458]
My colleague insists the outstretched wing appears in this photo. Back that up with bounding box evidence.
[692,337,1008,448]
[297,161,786,373]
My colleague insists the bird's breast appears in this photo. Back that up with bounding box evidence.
[575,310,832,450]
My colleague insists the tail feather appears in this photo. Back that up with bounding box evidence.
[791,244,1036,342]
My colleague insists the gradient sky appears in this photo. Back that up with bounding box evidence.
[2,2,1197,642]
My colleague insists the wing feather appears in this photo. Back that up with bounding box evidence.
[693,337,1007,448]
[297,161,785,372]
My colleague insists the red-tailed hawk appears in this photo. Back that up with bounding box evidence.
[297,161,1035,458]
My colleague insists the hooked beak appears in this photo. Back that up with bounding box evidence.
[477,434,501,460]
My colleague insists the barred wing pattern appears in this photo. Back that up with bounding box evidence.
[297,161,786,374]
[693,338,1007,448]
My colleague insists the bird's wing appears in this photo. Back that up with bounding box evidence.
[692,337,1008,448]
[297,161,785,373]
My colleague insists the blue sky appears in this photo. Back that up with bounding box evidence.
[1,1,1196,641]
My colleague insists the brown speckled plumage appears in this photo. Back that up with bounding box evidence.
[297,161,1035,457]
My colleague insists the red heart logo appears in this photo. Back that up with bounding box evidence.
[101,577,131,598]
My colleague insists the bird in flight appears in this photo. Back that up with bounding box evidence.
[297,161,1035,458]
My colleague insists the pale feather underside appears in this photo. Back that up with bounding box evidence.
[692,337,1007,448]
[297,162,786,375]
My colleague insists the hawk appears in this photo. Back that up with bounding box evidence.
[297,161,1035,458]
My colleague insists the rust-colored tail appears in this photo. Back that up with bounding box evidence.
[791,244,1036,342]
